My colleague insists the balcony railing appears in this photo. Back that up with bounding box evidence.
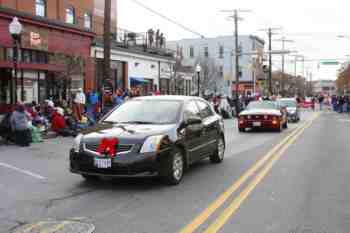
[102,27,175,58]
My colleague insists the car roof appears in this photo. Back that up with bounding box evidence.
[132,95,204,102]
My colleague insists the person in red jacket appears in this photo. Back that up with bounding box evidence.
[51,107,72,137]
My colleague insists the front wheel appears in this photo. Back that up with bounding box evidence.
[210,137,225,163]
[160,148,184,185]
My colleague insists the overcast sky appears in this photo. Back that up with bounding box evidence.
[118,0,350,80]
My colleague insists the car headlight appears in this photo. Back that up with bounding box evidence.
[140,135,165,153]
[289,110,296,114]
[72,134,83,153]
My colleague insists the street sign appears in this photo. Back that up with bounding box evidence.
[320,61,340,65]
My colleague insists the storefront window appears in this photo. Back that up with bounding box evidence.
[0,47,5,61]
[22,50,31,63]
[0,69,11,105]
[6,48,13,61]
[160,78,169,94]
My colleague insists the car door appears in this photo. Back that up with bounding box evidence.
[183,101,205,163]
[195,100,218,159]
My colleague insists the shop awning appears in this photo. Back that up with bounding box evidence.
[130,77,150,85]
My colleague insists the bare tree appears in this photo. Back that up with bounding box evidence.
[194,57,221,96]
[50,53,84,100]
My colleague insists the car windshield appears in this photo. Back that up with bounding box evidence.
[279,100,297,108]
[103,100,182,124]
[246,101,277,110]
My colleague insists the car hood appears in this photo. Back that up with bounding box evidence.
[81,123,176,144]
[240,109,281,116]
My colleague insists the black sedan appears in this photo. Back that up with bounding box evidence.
[70,96,226,185]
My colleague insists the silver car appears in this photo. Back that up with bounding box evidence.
[278,98,300,123]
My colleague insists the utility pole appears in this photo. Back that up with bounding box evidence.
[268,28,272,95]
[259,27,282,96]
[221,9,251,116]
[275,37,294,96]
[103,0,112,91]
[234,10,240,114]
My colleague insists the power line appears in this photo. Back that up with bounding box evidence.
[127,0,205,38]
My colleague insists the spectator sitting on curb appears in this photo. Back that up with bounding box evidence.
[51,107,76,137]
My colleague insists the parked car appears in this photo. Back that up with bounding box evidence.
[70,96,226,185]
[238,101,288,132]
[278,98,300,122]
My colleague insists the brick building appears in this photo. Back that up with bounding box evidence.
[0,0,176,114]
[0,0,99,113]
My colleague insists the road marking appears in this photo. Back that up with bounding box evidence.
[203,113,319,233]
[20,221,46,233]
[40,221,70,233]
[0,162,46,180]
[179,117,313,233]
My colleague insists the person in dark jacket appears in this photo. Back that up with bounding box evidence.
[10,104,31,147]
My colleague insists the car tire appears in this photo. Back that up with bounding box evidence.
[210,136,225,163]
[82,174,99,182]
[160,147,184,185]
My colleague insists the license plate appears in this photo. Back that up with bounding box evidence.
[253,122,261,127]
[94,158,112,169]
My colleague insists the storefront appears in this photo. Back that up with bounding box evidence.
[0,8,94,114]
[92,46,175,96]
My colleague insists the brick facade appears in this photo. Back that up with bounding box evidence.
[0,1,96,112]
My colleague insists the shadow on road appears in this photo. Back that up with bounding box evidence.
[74,159,213,191]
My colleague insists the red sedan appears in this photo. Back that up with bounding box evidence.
[238,101,288,132]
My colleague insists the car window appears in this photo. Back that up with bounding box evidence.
[184,101,201,120]
[196,100,214,119]
[103,100,182,124]
[246,101,278,110]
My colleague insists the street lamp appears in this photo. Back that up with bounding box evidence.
[196,64,201,96]
[9,17,23,104]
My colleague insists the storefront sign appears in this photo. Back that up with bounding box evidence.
[21,26,48,51]
[30,32,41,46]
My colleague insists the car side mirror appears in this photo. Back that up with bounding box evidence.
[186,116,202,126]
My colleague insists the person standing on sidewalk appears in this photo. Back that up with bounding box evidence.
[10,104,32,147]
[318,95,325,111]
[74,88,86,121]
[87,90,99,122]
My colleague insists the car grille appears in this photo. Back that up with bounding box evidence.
[84,143,133,154]
[251,115,263,120]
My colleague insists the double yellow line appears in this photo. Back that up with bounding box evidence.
[180,113,320,233]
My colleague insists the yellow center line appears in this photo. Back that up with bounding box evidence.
[179,114,317,233]
[203,113,319,233]
[39,221,71,233]
[20,221,46,233]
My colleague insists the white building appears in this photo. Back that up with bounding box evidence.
[167,35,265,97]
[313,80,336,96]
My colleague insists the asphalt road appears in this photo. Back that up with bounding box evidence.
[1,110,348,233]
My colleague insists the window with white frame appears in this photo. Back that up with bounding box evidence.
[35,0,46,17]
[66,6,75,24]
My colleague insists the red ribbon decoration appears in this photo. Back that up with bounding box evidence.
[96,138,119,158]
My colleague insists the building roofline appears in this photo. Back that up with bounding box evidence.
[168,34,265,44]
[93,39,175,61]
[0,7,95,37]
